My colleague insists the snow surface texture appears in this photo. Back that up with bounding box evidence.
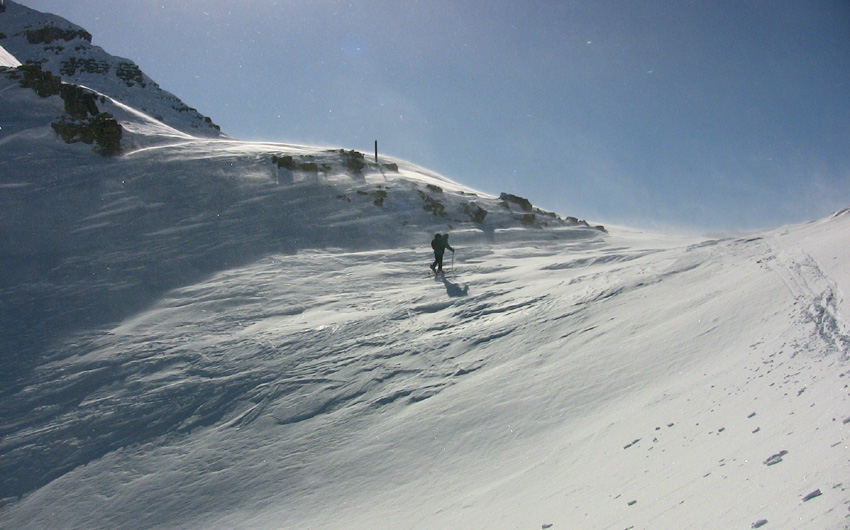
[1,3,849,530]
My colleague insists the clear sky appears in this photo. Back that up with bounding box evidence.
[15,0,850,231]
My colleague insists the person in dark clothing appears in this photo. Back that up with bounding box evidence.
[430,233,454,273]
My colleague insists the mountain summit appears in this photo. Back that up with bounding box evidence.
[0,0,222,137]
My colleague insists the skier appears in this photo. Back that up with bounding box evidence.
[430,233,454,274]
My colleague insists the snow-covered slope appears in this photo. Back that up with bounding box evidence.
[1,3,848,530]
[0,67,594,375]
[0,0,222,137]
[1,198,848,530]
[0,33,598,401]
[0,43,20,67]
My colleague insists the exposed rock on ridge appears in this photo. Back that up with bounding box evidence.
[0,0,222,137]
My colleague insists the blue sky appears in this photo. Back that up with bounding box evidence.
[17,0,850,231]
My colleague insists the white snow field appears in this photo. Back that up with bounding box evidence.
[2,160,849,530]
[1,2,849,529]
[0,44,20,68]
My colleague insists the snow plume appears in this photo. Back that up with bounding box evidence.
[1,3,849,530]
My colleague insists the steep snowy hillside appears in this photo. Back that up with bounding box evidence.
[0,0,222,137]
[0,2,598,384]
[0,46,599,397]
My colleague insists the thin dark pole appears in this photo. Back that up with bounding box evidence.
[374,140,378,163]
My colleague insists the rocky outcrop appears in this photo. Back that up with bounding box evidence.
[0,1,222,137]
[271,149,398,177]
[500,192,533,212]
[4,63,122,155]
[60,56,110,76]
[340,149,367,174]
[115,61,144,87]
[51,113,122,156]
[60,82,100,118]
[24,25,92,45]
[419,190,447,216]
[464,202,488,223]
[15,62,61,96]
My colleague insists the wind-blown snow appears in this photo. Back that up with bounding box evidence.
[1,2,849,529]
[2,207,849,530]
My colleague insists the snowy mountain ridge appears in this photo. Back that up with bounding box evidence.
[0,0,604,385]
[0,64,601,390]
[1,3,849,530]
[0,0,222,137]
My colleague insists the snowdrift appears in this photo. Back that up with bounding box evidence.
[2,193,848,530]
[1,3,848,530]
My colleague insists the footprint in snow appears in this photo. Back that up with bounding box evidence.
[802,489,822,502]
[763,450,788,466]
[623,438,640,449]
